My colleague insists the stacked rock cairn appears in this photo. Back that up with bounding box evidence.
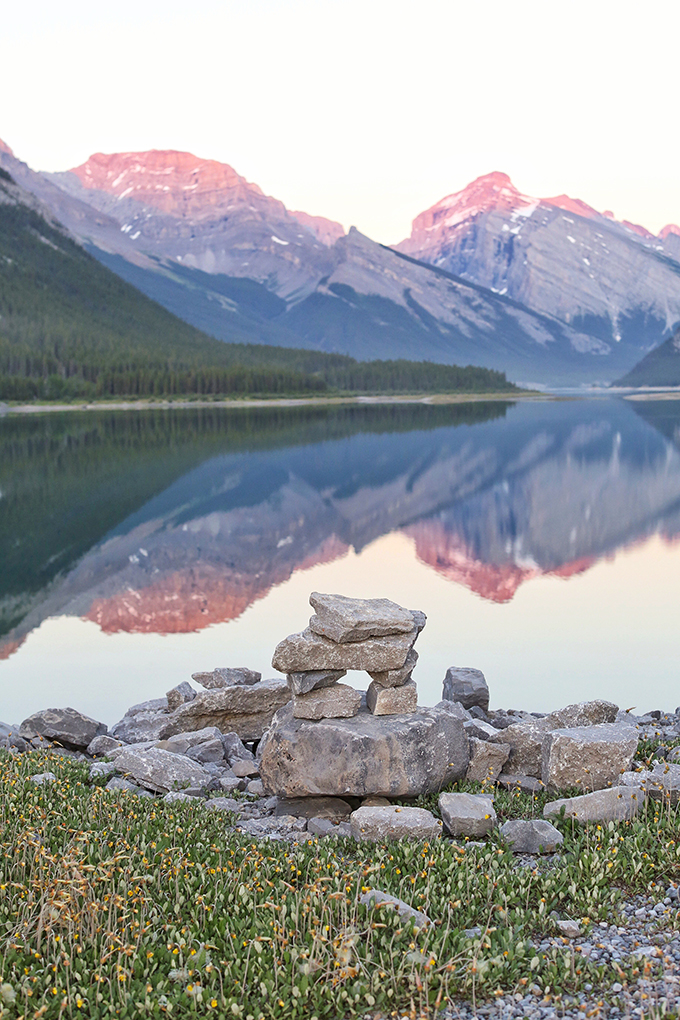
[271,592,425,719]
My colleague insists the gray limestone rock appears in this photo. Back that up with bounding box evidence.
[165,726,224,749]
[275,796,352,819]
[649,762,680,804]
[464,719,502,741]
[259,702,469,799]
[219,774,244,794]
[205,797,240,812]
[89,761,116,781]
[221,731,255,764]
[542,723,639,791]
[439,792,496,838]
[20,707,107,751]
[163,791,199,804]
[239,815,307,839]
[466,738,510,783]
[105,776,154,797]
[247,779,265,796]
[161,679,291,741]
[186,738,226,765]
[87,734,125,757]
[359,889,431,928]
[367,648,418,689]
[434,700,471,721]
[500,819,564,854]
[350,805,442,842]
[111,700,170,744]
[366,678,417,715]
[497,774,545,794]
[166,682,197,712]
[272,626,417,674]
[556,919,582,938]
[286,669,346,695]
[308,592,417,643]
[442,667,489,712]
[114,746,211,794]
[293,684,361,720]
[214,668,262,687]
[30,772,57,785]
[491,718,551,777]
[545,700,619,729]
[543,786,646,824]
[307,817,352,838]
[231,759,260,778]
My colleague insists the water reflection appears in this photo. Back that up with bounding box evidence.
[2,397,680,717]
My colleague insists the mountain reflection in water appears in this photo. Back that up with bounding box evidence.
[2,397,680,717]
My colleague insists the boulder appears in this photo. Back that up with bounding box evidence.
[648,762,680,804]
[105,776,153,797]
[114,746,211,794]
[367,649,418,689]
[111,699,170,743]
[20,707,107,751]
[497,773,545,793]
[359,889,431,928]
[231,759,260,778]
[214,668,262,687]
[221,732,255,764]
[274,796,352,819]
[466,738,510,783]
[308,592,417,643]
[166,682,197,711]
[439,792,496,838]
[464,719,502,741]
[293,684,361,720]
[30,772,57,785]
[545,700,619,729]
[491,718,551,777]
[259,702,469,798]
[308,817,352,838]
[272,627,417,674]
[165,726,224,750]
[186,738,226,765]
[442,667,489,712]
[350,805,442,842]
[543,786,646,824]
[286,669,346,695]
[541,723,638,791]
[500,819,564,854]
[160,679,291,741]
[238,815,307,839]
[366,679,417,716]
[87,734,125,757]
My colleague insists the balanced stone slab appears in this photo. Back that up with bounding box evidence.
[272,626,417,673]
[368,648,418,689]
[293,683,361,720]
[439,792,496,838]
[308,592,417,643]
[287,669,346,696]
[442,667,489,712]
[259,702,469,798]
[366,678,417,715]
[193,668,261,689]
[543,786,646,824]
[541,723,638,791]
[545,700,619,729]
[160,679,291,741]
[350,805,442,842]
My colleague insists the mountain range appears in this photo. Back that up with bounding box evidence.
[3,139,680,385]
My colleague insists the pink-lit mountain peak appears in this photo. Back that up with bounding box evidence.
[0,138,14,156]
[68,149,268,219]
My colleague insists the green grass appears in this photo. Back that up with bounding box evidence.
[1,750,679,1018]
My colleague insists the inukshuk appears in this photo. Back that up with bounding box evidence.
[271,592,425,718]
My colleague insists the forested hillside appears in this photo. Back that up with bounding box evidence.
[0,169,518,399]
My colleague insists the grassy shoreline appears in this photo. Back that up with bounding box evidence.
[1,744,678,1019]
[0,391,550,416]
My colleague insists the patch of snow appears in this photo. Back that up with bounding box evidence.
[583,258,590,265]
[271,236,289,245]
[562,216,574,224]
[131,231,141,240]
[567,236,576,244]
[118,186,134,200]
[277,536,293,548]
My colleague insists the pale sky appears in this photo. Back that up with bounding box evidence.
[3,0,679,243]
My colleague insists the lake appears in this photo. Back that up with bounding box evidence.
[2,396,680,727]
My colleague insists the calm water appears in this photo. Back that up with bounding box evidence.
[2,397,680,726]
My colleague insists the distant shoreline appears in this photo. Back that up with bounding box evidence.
[0,391,552,415]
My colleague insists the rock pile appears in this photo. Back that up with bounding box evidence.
[271,593,424,719]
[260,593,470,798]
